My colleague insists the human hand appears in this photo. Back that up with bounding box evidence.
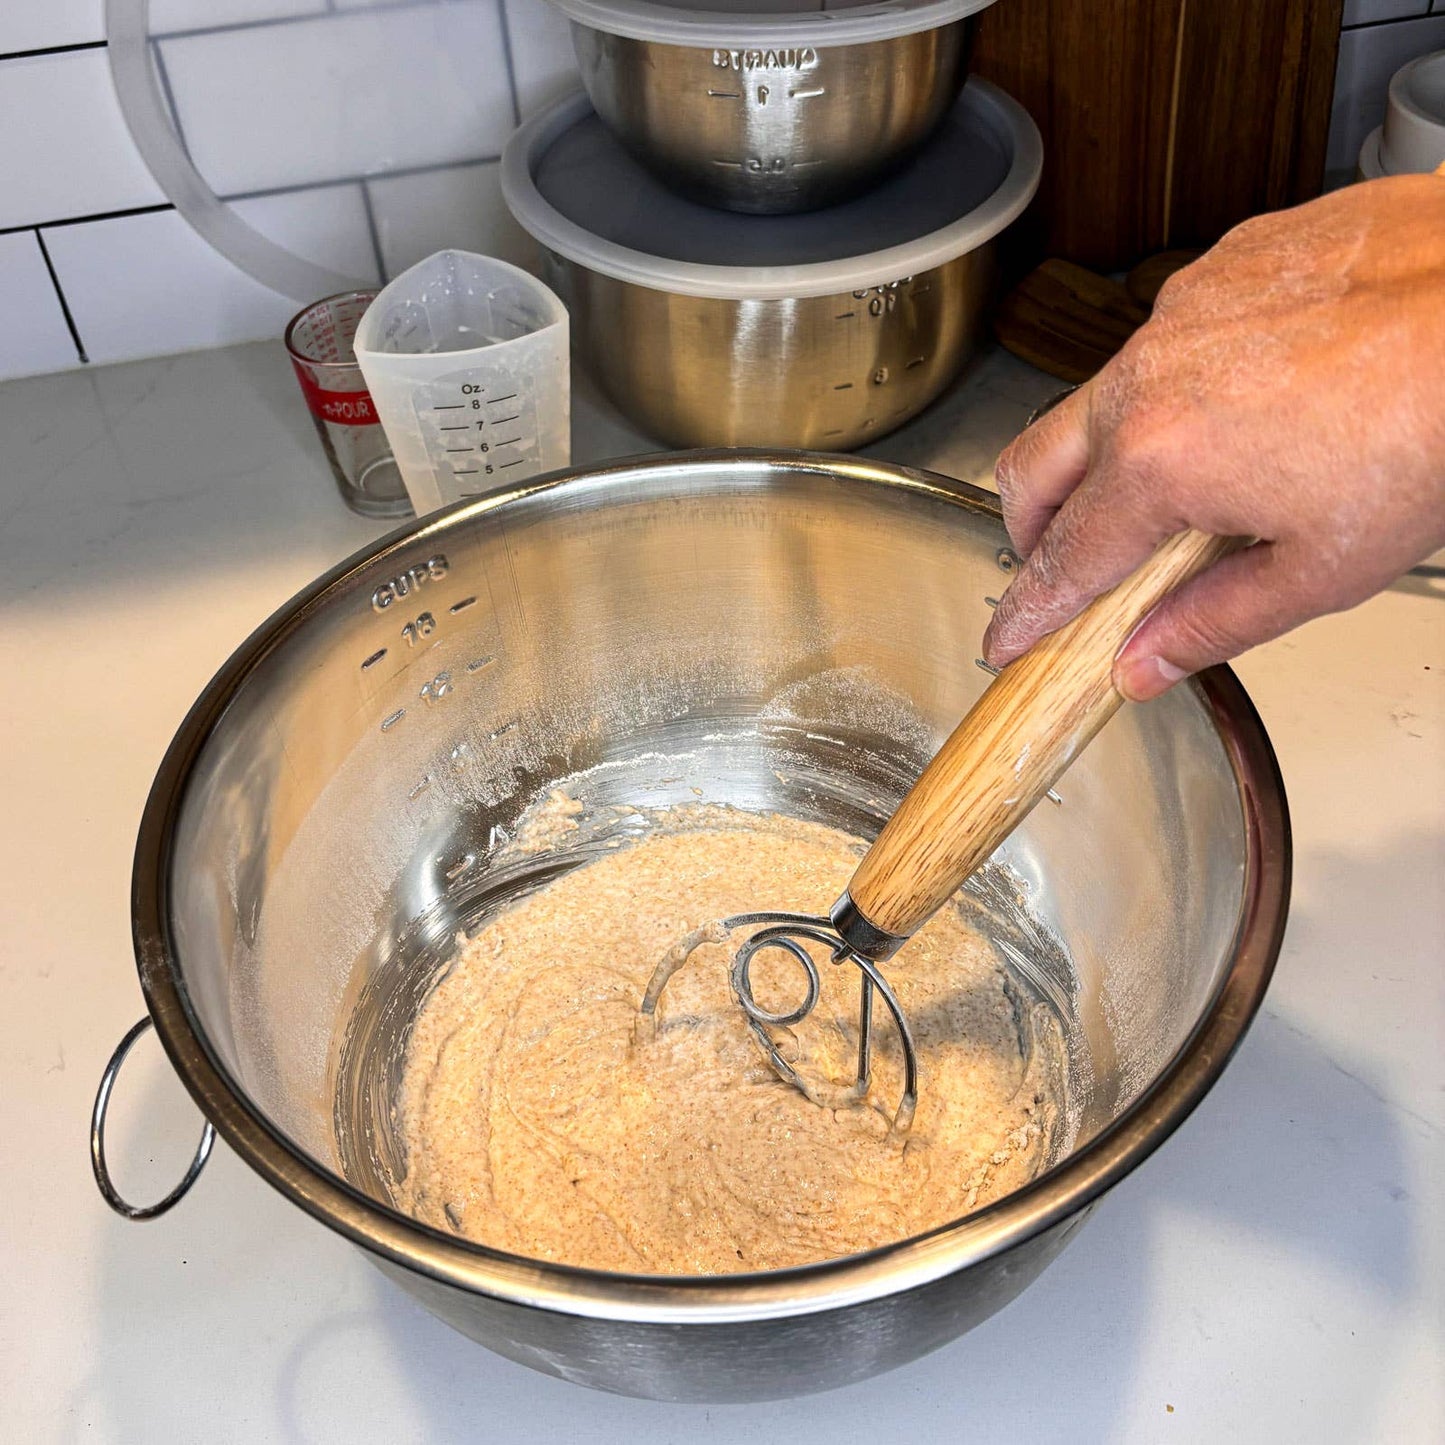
[982,173,1445,701]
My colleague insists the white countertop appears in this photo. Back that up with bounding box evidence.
[2,342,1441,1442]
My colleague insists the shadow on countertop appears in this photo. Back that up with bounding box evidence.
[72,821,1437,1444]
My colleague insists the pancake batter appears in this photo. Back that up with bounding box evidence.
[396,809,1060,1274]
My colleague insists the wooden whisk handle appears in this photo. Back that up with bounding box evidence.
[842,528,1240,950]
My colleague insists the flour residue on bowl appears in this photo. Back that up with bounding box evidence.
[395,808,1063,1275]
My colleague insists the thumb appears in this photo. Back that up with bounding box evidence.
[1114,542,1316,700]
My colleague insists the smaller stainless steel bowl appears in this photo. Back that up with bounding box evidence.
[569,21,974,214]
[501,79,1042,449]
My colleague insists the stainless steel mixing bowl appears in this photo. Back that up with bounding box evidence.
[502,81,1043,449]
[96,452,1289,1401]
[569,22,973,213]
[546,253,993,449]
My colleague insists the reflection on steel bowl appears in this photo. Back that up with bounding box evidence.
[95,452,1288,1401]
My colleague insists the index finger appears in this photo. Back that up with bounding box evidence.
[994,382,1095,555]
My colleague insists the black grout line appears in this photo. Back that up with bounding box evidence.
[218,154,501,204]
[0,41,107,63]
[0,203,174,238]
[358,181,388,284]
[0,153,499,242]
[494,0,523,130]
[148,38,193,166]
[149,0,438,45]
[33,231,88,365]
[1342,10,1441,31]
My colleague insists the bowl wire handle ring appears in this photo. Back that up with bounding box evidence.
[91,1016,217,1221]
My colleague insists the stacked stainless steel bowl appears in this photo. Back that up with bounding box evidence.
[504,0,1039,448]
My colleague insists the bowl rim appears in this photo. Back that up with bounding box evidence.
[546,0,996,48]
[499,80,1043,301]
[132,449,1291,1325]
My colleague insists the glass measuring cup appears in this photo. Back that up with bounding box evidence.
[353,251,570,516]
[284,291,413,520]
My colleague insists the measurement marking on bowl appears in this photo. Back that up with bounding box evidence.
[466,655,495,673]
[445,446,474,453]
[451,742,470,764]
[500,458,525,468]
[449,596,477,614]
[380,708,406,732]
[361,648,387,671]
[835,310,855,319]
[420,671,452,704]
[791,159,824,168]
[707,89,740,99]
[489,393,517,404]
[823,428,844,437]
[711,158,745,169]
[488,823,510,851]
[496,436,523,447]
[984,596,1000,608]
[833,382,853,391]
[1046,789,1063,805]
[975,657,1001,677]
[790,87,825,99]
[432,404,464,411]
[453,468,480,476]
[493,414,521,426]
[408,776,431,800]
[444,854,475,883]
[489,721,517,741]
[804,732,846,747]
[439,424,468,431]
[906,356,926,369]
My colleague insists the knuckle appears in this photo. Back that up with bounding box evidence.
[993,445,1019,497]
[1020,532,1064,594]
[1163,605,1238,664]
[1151,266,1193,312]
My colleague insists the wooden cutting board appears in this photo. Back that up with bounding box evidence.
[972,0,1345,272]
[993,251,1205,381]
[993,259,1149,382]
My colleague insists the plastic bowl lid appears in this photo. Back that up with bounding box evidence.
[500,79,1042,301]
[545,0,1000,49]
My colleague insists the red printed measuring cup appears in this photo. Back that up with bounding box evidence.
[285,291,412,519]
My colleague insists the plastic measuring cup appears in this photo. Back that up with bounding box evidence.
[353,251,570,516]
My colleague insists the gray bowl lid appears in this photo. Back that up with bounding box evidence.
[545,0,1001,48]
[500,79,1042,301]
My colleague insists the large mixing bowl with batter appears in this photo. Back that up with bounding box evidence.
[100,451,1288,1400]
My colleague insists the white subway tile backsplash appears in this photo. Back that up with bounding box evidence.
[367,161,534,277]
[46,186,379,366]
[1342,0,1430,25]
[1327,13,1445,171]
[0,234,80,381]
[0,50,165,230]
[0,1,104,54]
[504,0,580,117]
[231,184,382,287]
[158,2,515,196]
[148,1,327,33]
